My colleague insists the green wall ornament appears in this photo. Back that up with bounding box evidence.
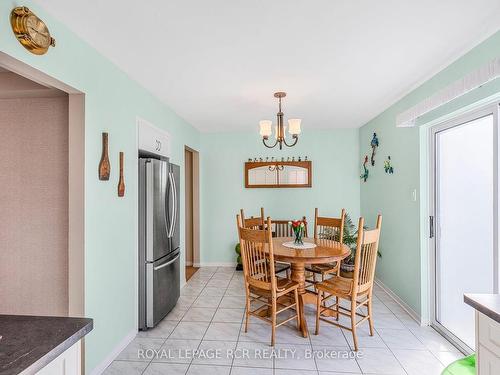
[384,156,394,174]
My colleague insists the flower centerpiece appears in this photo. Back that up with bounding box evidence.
[289,219,307,245]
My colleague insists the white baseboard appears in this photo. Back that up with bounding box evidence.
[375,278,422,325]
[193,262,236,267]
[90,329,137,375]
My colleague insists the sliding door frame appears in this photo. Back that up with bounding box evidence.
[428,102,500,353]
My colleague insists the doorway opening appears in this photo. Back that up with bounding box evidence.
[0,54,85,318]
[184,146,200,281]
[429,103,500,353]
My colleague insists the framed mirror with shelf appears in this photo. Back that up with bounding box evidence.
[244,160,312,188]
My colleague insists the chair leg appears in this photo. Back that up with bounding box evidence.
[350,299,358,351]
[335,296,339,321]
[271,295,277,347]
[244,291,250,333]
[367,295,374,336]
[294,289,301,331]
[315,290,322,335]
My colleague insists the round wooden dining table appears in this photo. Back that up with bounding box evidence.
[272,237,351,338]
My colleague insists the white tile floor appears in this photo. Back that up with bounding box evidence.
[104,267,464,375]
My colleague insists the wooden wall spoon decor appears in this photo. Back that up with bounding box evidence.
[98,132,110,180]
[118,151,125,197]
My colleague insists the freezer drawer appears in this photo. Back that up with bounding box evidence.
[146,251,180,328]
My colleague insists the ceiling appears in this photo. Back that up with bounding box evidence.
[34,1,500,131]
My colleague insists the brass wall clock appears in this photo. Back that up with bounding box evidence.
[10,6,56,55]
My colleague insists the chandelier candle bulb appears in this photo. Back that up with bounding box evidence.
[259,120,272,137]
[288,119,302,135]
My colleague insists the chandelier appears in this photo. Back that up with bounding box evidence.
[259,92,301,149]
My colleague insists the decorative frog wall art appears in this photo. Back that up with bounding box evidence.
[384,156,394,174]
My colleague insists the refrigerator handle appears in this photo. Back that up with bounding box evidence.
[145,160,154,261]
[172,171,178,236]
[168,171,176,238]
[153,254,180,271]
[162,162,170,238]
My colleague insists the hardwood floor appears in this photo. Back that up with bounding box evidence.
[185,266,199,281]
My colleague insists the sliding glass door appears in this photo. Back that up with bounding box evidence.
[431,105,499,351]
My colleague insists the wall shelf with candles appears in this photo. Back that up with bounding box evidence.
[247,156,309,163]
[244,160,312,188]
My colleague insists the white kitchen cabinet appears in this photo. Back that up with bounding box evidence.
[476,311,500,375]
[35,340,81,375]
[137,117,171,158]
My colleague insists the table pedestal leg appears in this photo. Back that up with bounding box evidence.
[291,262,309,337]
[290,263,340,337]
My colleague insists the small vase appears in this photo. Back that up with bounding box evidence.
[294,228,304,245]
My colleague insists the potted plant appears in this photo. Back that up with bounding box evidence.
[318,213,381,278]
[235,243,243,271]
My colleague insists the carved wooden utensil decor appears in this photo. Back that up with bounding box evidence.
[98,132,111,180]
[118,152,125,197]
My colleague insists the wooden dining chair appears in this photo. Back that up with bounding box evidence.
[237,215,301,346]
[314,215,382,351]
[240,208,292,278]
[305,208,345,283]
[240,207,265,229]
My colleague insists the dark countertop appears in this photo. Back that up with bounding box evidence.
[464,294,500,324]
[0,315,93,375]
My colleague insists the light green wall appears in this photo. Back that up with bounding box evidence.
[359,30,500,317]
[201,129,360,264]
[0,2,200,372]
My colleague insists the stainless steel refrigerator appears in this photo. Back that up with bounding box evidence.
[138,157,180,330]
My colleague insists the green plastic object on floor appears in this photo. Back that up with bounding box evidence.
[441,354,475,375]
